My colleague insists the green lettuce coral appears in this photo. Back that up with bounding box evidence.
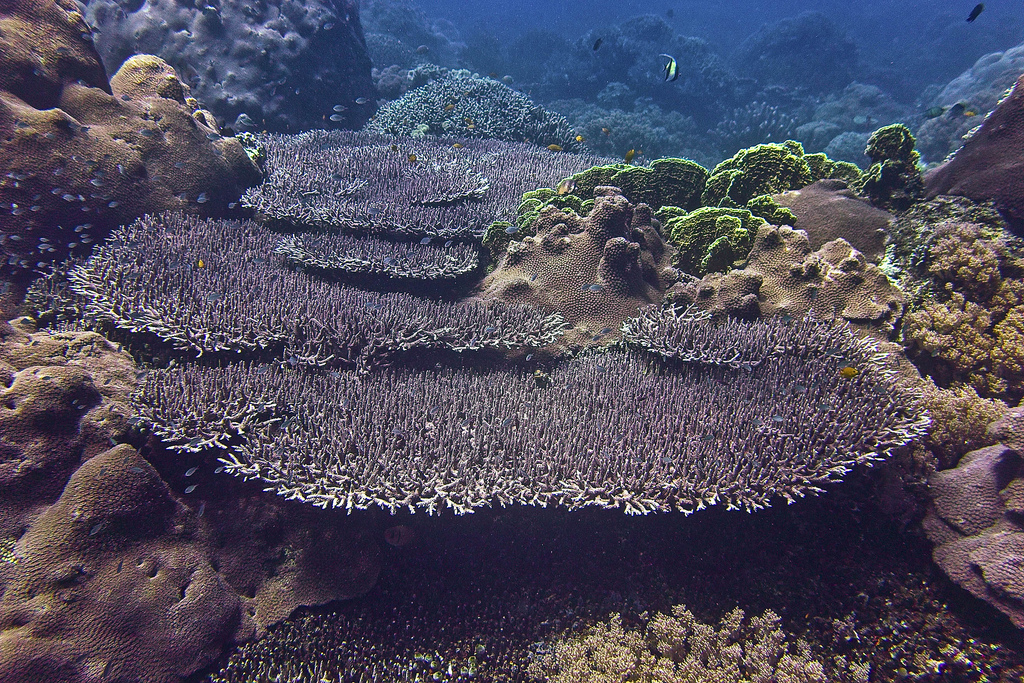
[851,124,923,211]
[658,206,767,276]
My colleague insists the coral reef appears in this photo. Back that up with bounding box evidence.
[68,213,564,368]
[915,42,1024,164]
[80,0,376,131]
[852,124,924,212]
[139,310,927,516]
[659,206,766,277]
[923,438,1024,629]
[0,1,260,278]
[366,70,582,151]
[275,233,479,282]
[670,225,906,334]
[773,179,893,262]
[538,606,834,683]
[823,131,871,168]
[731,12,858,95]
[477,189,677,345]
[925,73,1024,232]
[797,83,910,159]
[0,319,379,682]
[360,0,463,69]
[920,382,1008,469]
[241,131,609,239]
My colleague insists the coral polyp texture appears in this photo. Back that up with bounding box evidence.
[0,1,260,276]
[477,188,678,346]
[240,131,610,239]
[137,314,927,517]
[274,233,479,282]
[365,70,583,152]
[68,213,565,368]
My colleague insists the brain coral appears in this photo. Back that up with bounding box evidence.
[365,70,583,152]
[0,4,261,278]
[476,187,678,347]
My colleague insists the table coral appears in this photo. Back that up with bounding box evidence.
[0,3,260,277]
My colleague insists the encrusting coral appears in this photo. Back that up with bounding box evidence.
[137,309,928,516]
[0,0,260,277]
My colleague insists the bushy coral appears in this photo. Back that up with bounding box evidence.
[537,605,840,683]
[366,70,582,151]
[852,124,923,211]
[920,382,1009,468]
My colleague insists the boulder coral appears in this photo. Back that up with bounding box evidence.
[0,0,260,277]
[476,186,678,347]
[0,318,380,682]
[925,73,1024,233]
[923,434,1024,629]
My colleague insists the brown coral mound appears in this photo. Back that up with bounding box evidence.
[773,179,893,263]
[0,317,135,537]
[0,0,260,277]
[670,225,905,335]
[925,73,1024,233]
[476,187,679,347]
[923,439,1024,629]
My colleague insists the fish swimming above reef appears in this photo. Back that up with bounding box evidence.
[659,54,679,82]
[593,37,603,51]
[923,105,946,119]
[966,3,984,22]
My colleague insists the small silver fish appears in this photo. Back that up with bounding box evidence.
[184,484,197,494]
[354,97,369,105]
[184,466,197,477]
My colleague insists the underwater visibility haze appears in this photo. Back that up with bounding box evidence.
[1,0,1024,680]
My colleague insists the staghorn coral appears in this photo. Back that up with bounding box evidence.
[138,313,927,516]
[68,213,565,368]
[925,73,1024,232]
[670,225,906,334]
[774,179,893,263]
[659,206,766,277]
[366,70,582,151]
[80,0,376,132]
[477,188,677,347]
[852,124,923,212]
[923,439,1024,629]
[241,130,610,239]
[0,4,260,277]
[537,605,839,683]
[274,233,479,282]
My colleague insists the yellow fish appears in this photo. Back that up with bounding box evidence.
[444,104,456,112]
[624,148,636,163]
[407,154,417,163]
[839,366,859,379]
[197,259,205,268]
[556,178,576,195]
[547,144,563,152]
[964,108,979,117]
[575,135,585,142]
[452,142,463,149]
